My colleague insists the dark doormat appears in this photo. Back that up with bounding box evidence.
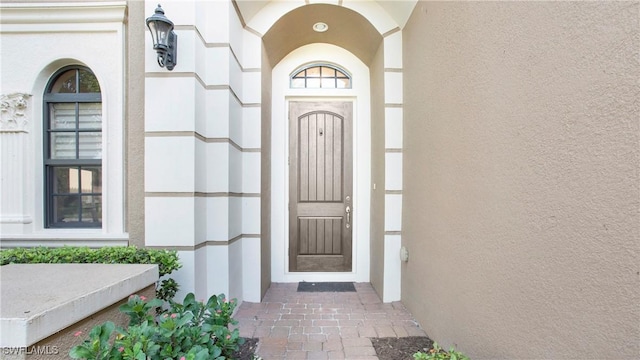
[297,282,356,292]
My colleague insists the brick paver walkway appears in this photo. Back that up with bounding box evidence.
[234,283,427,359]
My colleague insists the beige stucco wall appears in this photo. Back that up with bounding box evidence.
[126,0,146,247]
[402,1,639,359]
[261,40,273,299]
[369,42,386,297]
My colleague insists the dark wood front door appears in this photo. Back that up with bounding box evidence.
[289,101,353,272]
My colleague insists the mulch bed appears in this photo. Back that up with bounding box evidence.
[232,338,259,360]
[371,336,434,360]
[234,336,433,360]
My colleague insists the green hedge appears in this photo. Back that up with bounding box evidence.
[0,246,181,277]
[1,246,182,301]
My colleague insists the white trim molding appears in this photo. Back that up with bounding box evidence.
[0,2,127,26]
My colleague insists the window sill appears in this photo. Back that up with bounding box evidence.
[0,232,129,248]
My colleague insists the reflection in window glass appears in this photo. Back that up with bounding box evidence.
[50,167,102,224]
[50,70,77,93]
[78,132,102,159]
[50,132,76,159]
[50,103,76,129]
[78,103,102,129]
[79,69,101,93]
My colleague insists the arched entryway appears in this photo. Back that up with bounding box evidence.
[251,2,407,301]
[270,43,371,283]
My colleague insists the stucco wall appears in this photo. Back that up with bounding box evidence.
[126,0,146,247]
[369,42,386,297]
[261,40,273,299]
[402,1,639,359]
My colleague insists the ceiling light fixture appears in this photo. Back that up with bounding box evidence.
[313,22,329,33]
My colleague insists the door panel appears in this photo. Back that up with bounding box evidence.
[289,102,352,272]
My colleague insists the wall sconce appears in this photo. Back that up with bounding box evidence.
[146,4,177,70]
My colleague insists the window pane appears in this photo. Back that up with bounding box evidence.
[79,69,101,93]
[78,132,102,159]
[321,78,336,88]
[50,70,77,93]
[306,78,321,88]
[53,167,79,194]
[52,195,80,223]
[78,103,101,129]
[291,78,305,88]
[80,167,102,193]
[50,103,76,129]
[80,195,102,223]
[337,69,349,78]
[293,71,306,78]
[306,66,321,77]
[337,78,350,89]
[50,132,76,159]
[322,67,336,77]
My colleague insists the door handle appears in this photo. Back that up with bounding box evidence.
[345,206,351,229]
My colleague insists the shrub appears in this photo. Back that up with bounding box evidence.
[0,246,181,302]
[70,293,243,360]
[413,342,470,360]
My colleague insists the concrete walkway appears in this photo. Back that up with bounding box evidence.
[235,283,427,359]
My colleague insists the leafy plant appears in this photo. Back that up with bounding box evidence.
[119,295,163,326]
[69,322,119,360]
[70,292,244,360]
[0,246,181,302]
[413,342,470,360]
[156,278,179,303]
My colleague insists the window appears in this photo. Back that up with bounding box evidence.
[291,64,351,89]
[43,66,102,228]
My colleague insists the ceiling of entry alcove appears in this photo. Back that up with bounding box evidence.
[244,3,389,66]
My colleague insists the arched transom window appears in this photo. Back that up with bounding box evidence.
[290,64,351,89]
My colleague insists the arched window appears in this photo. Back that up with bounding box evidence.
[290,64,351,89]
[43,66,102,228]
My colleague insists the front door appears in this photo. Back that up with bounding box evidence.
[289,101,353,272]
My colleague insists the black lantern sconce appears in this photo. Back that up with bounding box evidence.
[146,4,177,70]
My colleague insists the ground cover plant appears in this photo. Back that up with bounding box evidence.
[70,293,244,360]
[0,246,181,301]
[413,342,470,360]
[372,337,471,360]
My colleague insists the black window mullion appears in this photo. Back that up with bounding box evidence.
[77,166,83,222]
[46,166,53,225]
[75,69,80,95]
[75,102,80,159]
[45,159,101,166]
[44,94,101,102]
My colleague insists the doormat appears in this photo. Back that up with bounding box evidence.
[297,282,356,292]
